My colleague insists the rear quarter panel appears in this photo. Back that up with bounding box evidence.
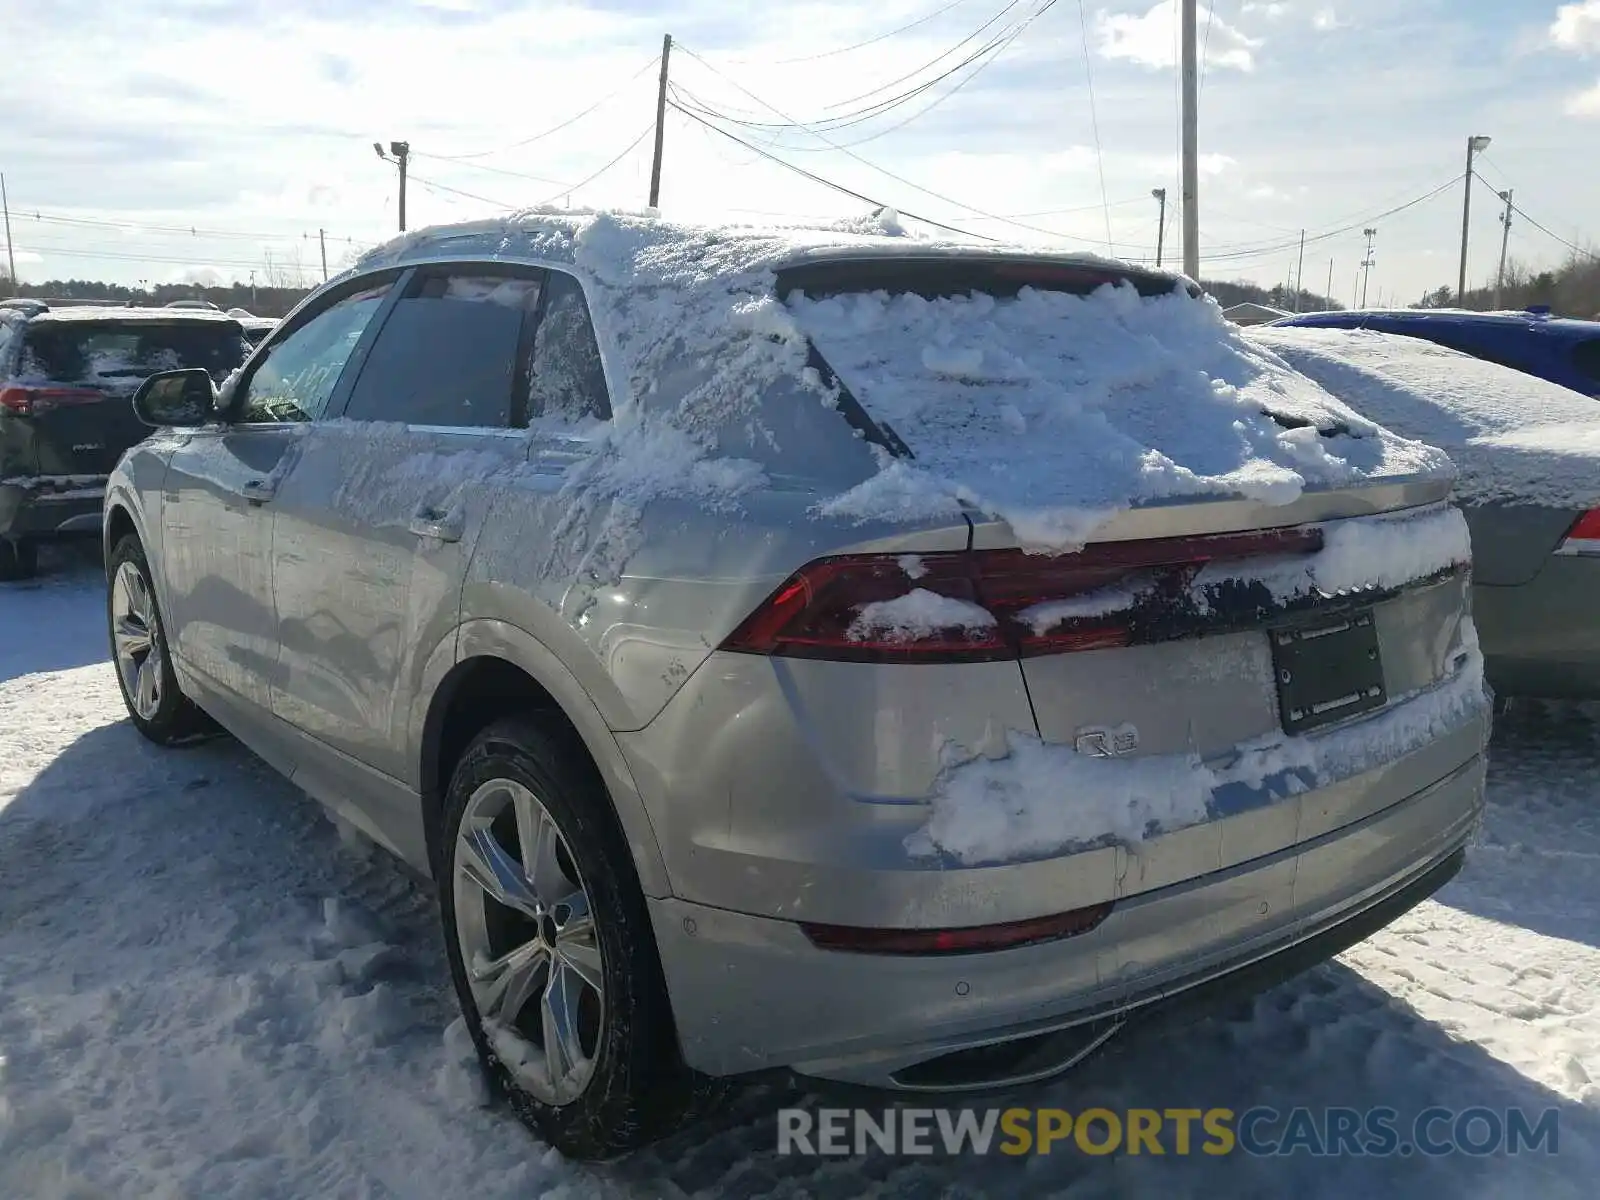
[1463,502,1582,586]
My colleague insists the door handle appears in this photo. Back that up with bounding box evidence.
[233,478,277,505]
[409,509,462,543]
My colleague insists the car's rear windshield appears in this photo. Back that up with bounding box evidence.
[776,257,1207,457]
[19,320,249,387]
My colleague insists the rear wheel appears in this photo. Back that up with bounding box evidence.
[0,538,38,582]
[107,535,210,745]
[437,716,715,1160]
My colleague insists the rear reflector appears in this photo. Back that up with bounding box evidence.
[1556,509,1600,557]
[0,385,104,416]
[801,902,1115,956]
[719,526,1324,663]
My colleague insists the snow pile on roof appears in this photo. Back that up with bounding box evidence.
[909,620,1487,865]
[790,282,1450,548]
[1250,326,1600,506]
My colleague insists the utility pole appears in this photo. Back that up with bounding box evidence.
[374,141,410,232]
[0,172,15,288]
[1360,227,1377,308]
[1458,134,1491,305]
[648,34,673,210]
[1494,189,1513,311]
[1152,188,1167,268]
[319,229,328,282]
[1293,228,1306,312]
[1180,0,1199,279]
[1326,258,1334,308]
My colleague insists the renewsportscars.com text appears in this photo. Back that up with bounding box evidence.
[777,1106,1561,1158]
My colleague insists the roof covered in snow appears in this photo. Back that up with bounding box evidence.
[1250,325,1600,507]
[343,212,1452,552]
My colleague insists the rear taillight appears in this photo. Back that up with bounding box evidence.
[0,385,104,416]
[1556,509,1600,556]
[719,527,1325,663]
[800,901,1115,955]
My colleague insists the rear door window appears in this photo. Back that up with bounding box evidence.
[19,320,249,388]
[342,269,541,429]
[525,271,611,423]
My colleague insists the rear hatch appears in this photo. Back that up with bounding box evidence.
[7,315,248,475]
[776,255,1480,868]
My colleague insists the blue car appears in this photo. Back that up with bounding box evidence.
[1271,307,1600,399]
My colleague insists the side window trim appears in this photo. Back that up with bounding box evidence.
[328,260,545,430]
[228,267,412,425]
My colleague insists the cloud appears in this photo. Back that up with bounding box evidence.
[1312,8,1345,32]
[1097,2,1263,73]
[0,247,44,265]
[1567,78,1600,115]
[1552,1,1600,54]
[1240,2,1286,16]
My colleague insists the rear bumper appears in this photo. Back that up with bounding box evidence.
[1474,558,1600,699]
[0,477,107,538]
[648,735,1486,1087]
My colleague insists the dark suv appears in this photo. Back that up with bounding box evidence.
[0,300,250,579]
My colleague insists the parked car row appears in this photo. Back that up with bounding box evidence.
[0,218,1587,1160]
[0,299,251,579]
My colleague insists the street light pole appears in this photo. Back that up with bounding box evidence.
[374,141,411,233]
[1457,134,1491,305]
[1152,188,1167,268]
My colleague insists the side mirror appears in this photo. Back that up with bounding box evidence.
[131,369,217,428]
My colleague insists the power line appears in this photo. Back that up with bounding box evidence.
[404,172,517,209]
[536,124,655,206]
[670,6,1043,153]
[422,56,663,160]
[673,31,1110,246]
[1074,0,1114,253]
[410,154,576,189]
[723,0,976,65]
[667,101,996,241]
[1199,177,1461,264]
[8,208,364,245]
[1472,171,1597,262]
[672,7,1046,143]
[818,0,1032,115]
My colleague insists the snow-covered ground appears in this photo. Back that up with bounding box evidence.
[2,547,1598,1198]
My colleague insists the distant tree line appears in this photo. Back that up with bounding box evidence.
[1200,278,1345,314]
[1415,246,1600,318]
[0,275,314,318]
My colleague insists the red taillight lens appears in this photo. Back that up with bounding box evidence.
[800,901,1115,955]
[0,385,103,416]
[719,526,1325,663]
[1557,508,1600,555]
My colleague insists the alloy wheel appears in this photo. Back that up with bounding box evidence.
[452,778,606,1106]
[111,560,164,721]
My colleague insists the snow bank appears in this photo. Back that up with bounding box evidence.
[909,621,1488,865]
[788,281,1450,549]
[1250,327,1600,507]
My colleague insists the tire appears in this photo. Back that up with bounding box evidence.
[0,538,38,582]
[106,534,211,745]
[437,715,718,1160]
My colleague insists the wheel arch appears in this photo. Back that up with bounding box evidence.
[414,618,671,898]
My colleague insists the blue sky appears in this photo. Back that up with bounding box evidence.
[0,0,1595,302]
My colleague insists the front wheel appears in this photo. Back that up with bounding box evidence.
[106,535,210,745]
[437,716,716,1159]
